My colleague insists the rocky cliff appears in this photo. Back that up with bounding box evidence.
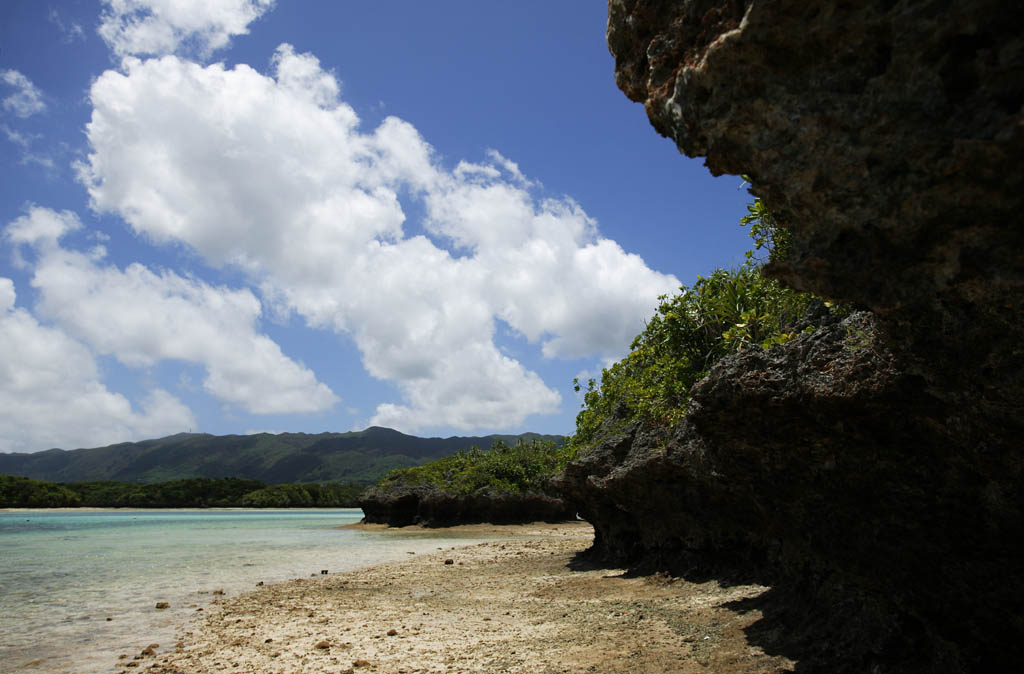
[559,1,1024,671]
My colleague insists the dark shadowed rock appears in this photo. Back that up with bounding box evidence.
[359,485,575,527]
[558,1,1024,671]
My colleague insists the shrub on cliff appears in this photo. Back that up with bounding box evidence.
[376,438,572,496]
[570,198,820,453]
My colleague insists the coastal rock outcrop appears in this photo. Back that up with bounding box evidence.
[559,1,1024,671]
[358,485,575,528]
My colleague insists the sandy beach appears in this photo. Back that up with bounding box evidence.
[134,522,793,673]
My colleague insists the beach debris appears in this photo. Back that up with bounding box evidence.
[106,617,113,621]
[353,659,372,667]
[140,646,156,656]
[321,569,329,574]
[265,638,273,643]
[155,602,169,609]
[315,640,331,649]
[444,559,454,565]
[212,589,225,596]
[257,581,264,586]
[387,629,398,636]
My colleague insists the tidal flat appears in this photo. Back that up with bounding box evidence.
[143,521,793,674]
[0,509,499,673]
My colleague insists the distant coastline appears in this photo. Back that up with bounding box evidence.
[0,474,364,508]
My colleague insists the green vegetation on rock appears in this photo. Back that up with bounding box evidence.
[374,438,573,496]
[570,198,827,453]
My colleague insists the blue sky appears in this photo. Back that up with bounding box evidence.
[0,1,753,452]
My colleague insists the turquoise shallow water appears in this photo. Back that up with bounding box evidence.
[0,509,495,673]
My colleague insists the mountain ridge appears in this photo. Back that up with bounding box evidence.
[0,427,565,485]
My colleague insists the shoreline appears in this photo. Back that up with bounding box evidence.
[138,521,793,673]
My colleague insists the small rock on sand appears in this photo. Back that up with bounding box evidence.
[154,602,169,609]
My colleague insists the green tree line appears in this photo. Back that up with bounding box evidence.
[0,474,365,508]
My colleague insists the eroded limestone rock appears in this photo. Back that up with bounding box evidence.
[559,2,1024,671]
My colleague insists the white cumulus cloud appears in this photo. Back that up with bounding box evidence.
[99,0,275,58]
[77,45,679,432]
[6,206,338,416]
[2,70,46,118]
[0,277,196,452]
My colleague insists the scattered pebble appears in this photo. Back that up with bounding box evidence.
[154,602,169,609]
[119,522,789,672]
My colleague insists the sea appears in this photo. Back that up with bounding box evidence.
[0,508,497,673]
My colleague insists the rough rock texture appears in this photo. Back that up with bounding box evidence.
[558,1,1024,672]
[359,486,576,527]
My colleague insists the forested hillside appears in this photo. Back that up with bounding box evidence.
[0,427,563,484]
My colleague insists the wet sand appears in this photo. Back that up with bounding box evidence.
[135,522,793,673]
